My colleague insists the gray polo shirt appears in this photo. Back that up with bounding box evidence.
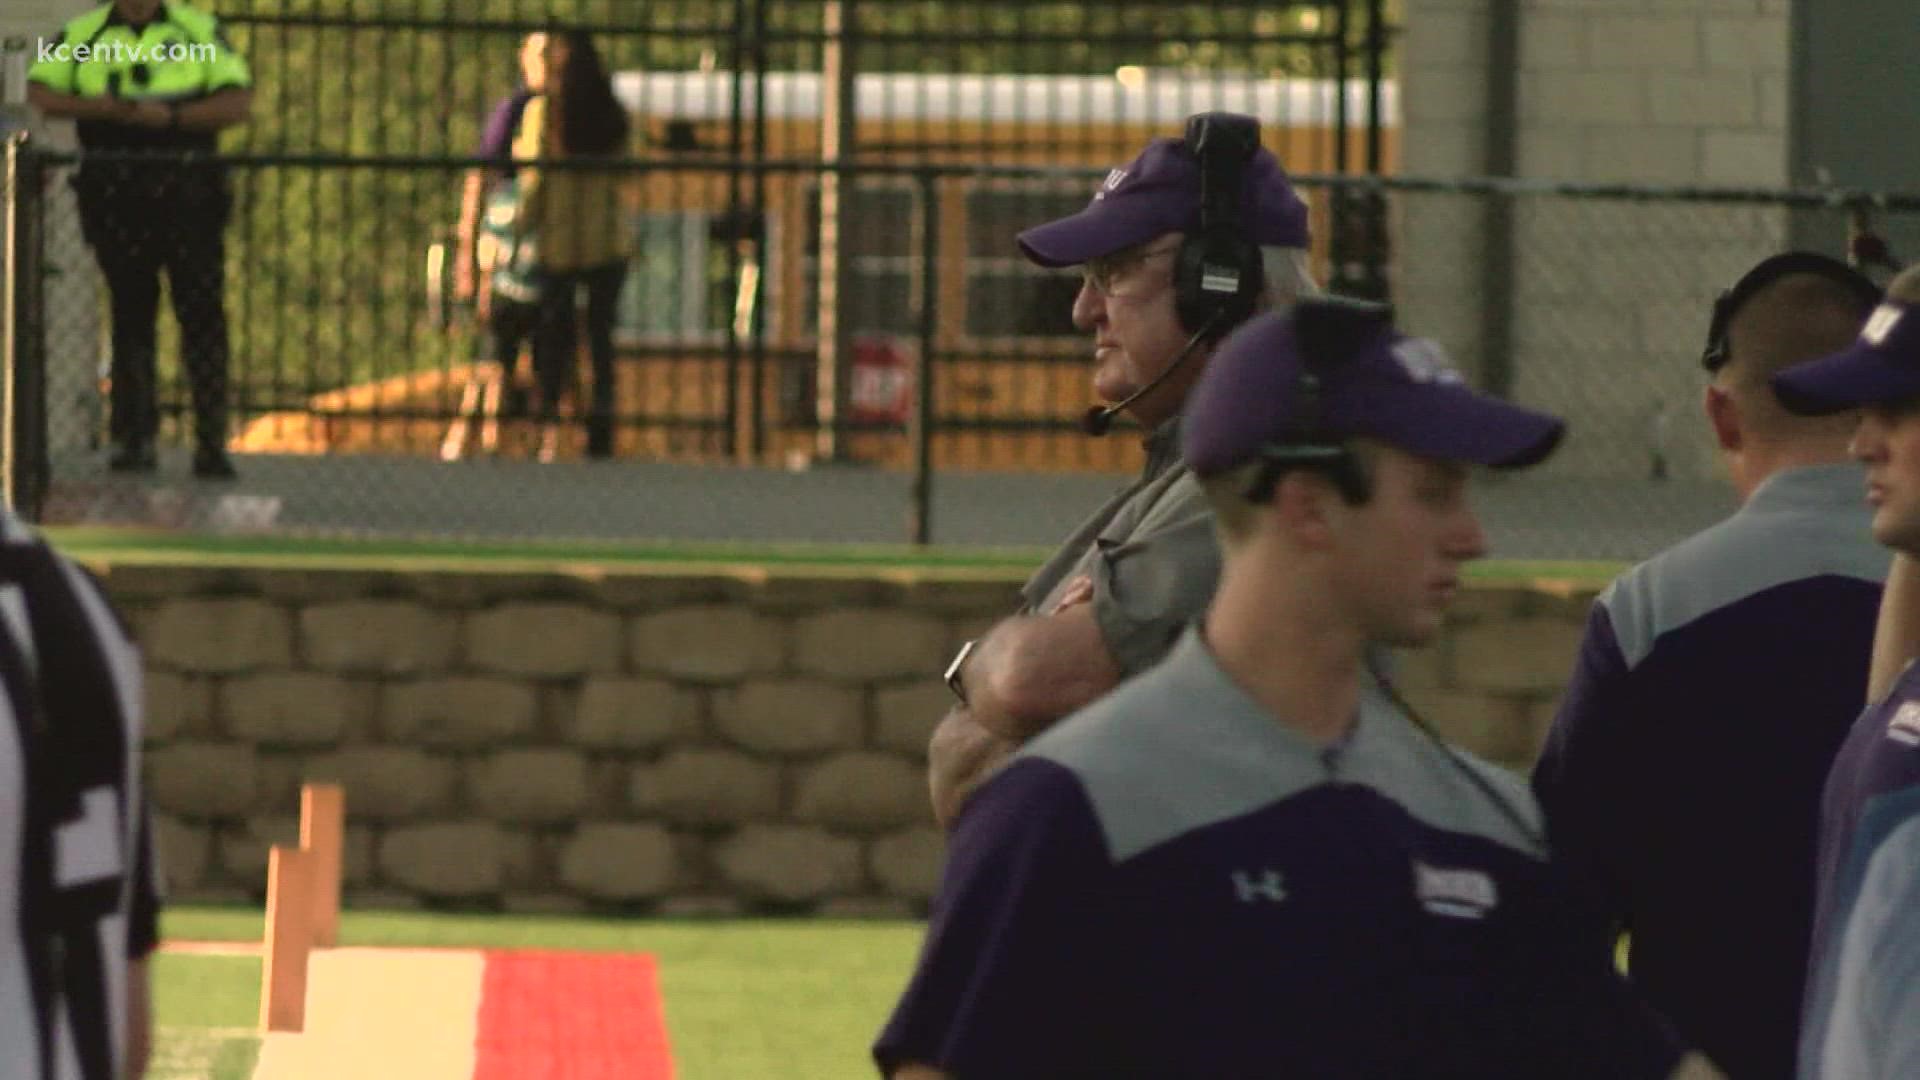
[1019,416,1220,676]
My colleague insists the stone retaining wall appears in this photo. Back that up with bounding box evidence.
[96,562,1598,915]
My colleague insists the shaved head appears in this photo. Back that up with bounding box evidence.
[1722,273,1875,442]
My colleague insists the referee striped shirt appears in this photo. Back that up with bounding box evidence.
[0,511,161,1080]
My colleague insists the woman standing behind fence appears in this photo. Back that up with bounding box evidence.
[513,31,633,461]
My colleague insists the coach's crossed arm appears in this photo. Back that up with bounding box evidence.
[927,577,1118,829]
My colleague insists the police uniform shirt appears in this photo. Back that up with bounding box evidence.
[1533,464,1887,1080]
[1799,660,1920,1080]
[875,628,1685,1079]
[0,511,160,1080]
[1019,415,1220,675]
[26,1,251,152]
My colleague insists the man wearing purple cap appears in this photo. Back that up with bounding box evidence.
[877,300,1720,1079]
[1771,265,1920,1080]
[930,114,1319,829]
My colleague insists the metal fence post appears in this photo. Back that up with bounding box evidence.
[908,170,937,545]
[2,132,49,520]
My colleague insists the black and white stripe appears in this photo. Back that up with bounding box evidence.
[0,512,159,1080]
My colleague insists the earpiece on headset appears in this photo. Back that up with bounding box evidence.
[1174,113,1264,339]
[1245,298,1395,504]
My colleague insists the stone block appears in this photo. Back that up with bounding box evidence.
[379,823,506,897]
[557,823,679,900]
[791,610,948,682]
[870,827,945,902]
[504,894,591,916]
[1519,71,1646,126]
[216,816,299,884]
[499,830,542,891]
[1523,696,1566,766]
[144,599,293,674]
[221,673,358,748]
[1404,9,1485,69]
[714,679,863,755]
[1399,690,1537,764]
[589,574,734,612]
[714,825,862,902]
[874,681,950,757]
[1386,644,1449,694]
[1403,68,1489,125]
[747,577,887,614]
[1449,617,1585,695]
[469,750,590,823]
[573,677,700,749]
[1518,11,1585,71]
[1646,72,1757,127]
[1586,16,1700,70]
[656,895,746,917]
[147,743,256,818]
[302,748,457,821]
[251,754,303,816]
[629,750,781,826]
[885,579,1022,617]
[1703,14,1788,72]
[300,600,458,675]
[466,603,620,677]
[1517,132,1585,180]
[1584,128,1702,185]
[793,753,929,831]
[1702,130,1787,187]
[1403,122,1488,177]
[819,897,917,919]
[145,670,211,742]
[1444,585,1531,624]
[381,678,539,747]
[153,815,211,892]
[629,606,785,681]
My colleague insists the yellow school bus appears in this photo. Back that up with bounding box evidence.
[239,69,1399,469]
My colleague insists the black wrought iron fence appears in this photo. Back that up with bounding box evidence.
[11,131,1920,560]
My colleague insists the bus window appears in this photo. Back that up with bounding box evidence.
[965,186,1087,339]
[803,182,920,337]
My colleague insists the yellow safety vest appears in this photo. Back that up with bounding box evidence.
[27,1,250,102]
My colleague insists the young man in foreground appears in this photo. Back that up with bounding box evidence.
[1771,265,1920,1080]
[875,299,1720,1079]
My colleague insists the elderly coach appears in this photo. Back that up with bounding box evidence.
[928,112,1319,828]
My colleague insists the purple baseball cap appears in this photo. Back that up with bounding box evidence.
[1183,308,1566,476]
[1772,301,1920,415]
[1016,135,1311,267]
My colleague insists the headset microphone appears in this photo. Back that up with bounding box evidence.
[1079,311,1226,436]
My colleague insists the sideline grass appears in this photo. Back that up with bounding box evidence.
[162,907,922,1080]
[150,954,261,1080]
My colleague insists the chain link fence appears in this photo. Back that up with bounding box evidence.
[15,142,1914,558]
[8,1,1913,560]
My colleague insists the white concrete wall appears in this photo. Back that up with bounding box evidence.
[1400,0,1798,481]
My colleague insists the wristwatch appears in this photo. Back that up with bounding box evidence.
[944,639,976,706]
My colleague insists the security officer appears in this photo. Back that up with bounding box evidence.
[27,0,252,480]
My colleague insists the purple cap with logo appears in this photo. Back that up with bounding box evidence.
[1016,136,1311,268]
[1772,301,1920,415]
[1183,308,1566,476]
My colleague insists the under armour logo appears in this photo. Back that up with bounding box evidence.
[1230,868,1287,903]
